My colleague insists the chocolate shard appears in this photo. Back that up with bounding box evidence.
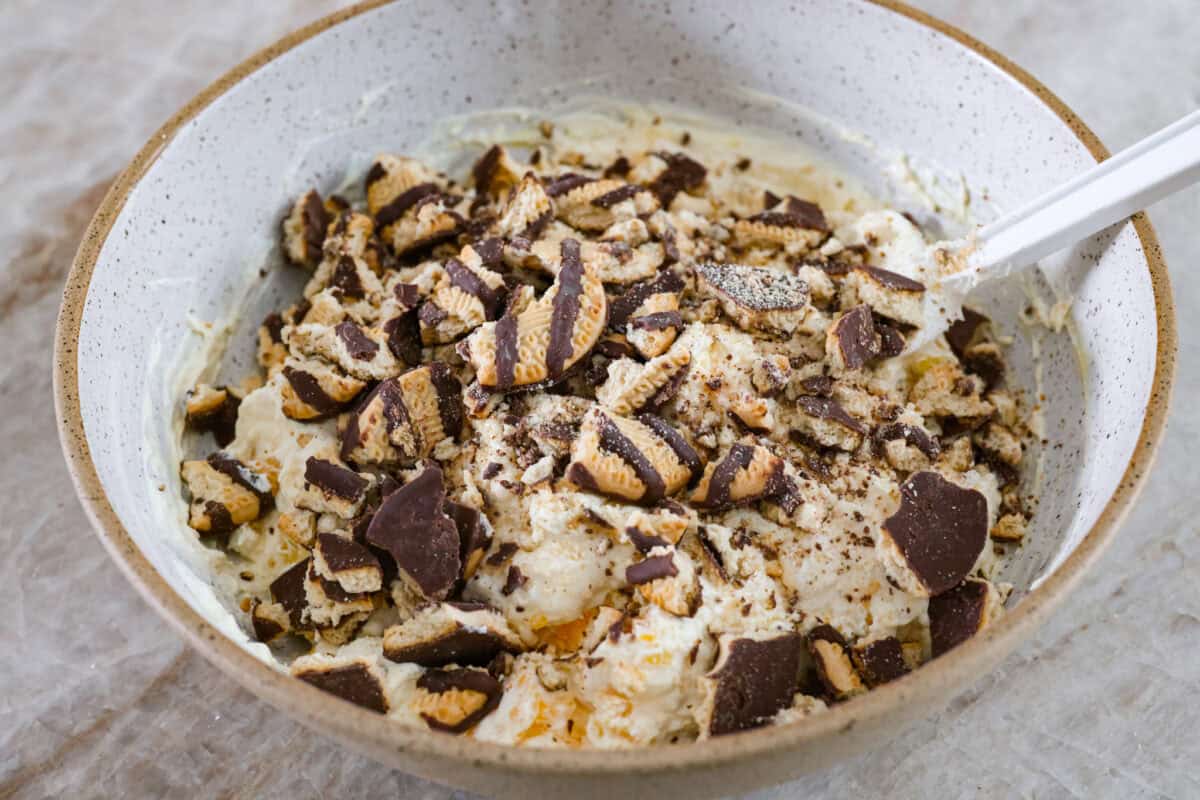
[625,554,677,585]
[929,578,996,656]
[296,662,388,713]
[850,637,910,686]
[828,305,881,370]
[304,457,368,501]
[879,471,989,597]
[415,667,504,733]
[704,633,803,735]
[365,465,461,599]
[625,526,669,554]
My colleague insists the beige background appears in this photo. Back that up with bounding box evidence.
[1,1,1196,797]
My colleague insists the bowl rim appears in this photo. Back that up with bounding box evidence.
[53,0,1176,778]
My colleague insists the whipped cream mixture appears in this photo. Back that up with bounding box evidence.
[177,107,1034,746]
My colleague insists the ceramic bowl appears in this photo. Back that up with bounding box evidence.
[55,1,1175,797]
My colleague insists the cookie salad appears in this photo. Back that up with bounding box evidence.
[178,116,1033,748]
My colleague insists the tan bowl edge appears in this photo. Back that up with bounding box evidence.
[53,0,1177,781]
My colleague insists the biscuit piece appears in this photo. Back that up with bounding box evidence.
[288,319,401,381]
[826,305,882,372]
[878,470,989,597]
[929,578,1003,656]
[282,189,337,269]
[414,667,503,733]
[460,239,607,391]
[184,383,241,447]
[181,452,274,538]
[494,172,552,239]
[806,625,866,701]
[595,349,691,416]
[313,532,383,594]
[850,637,911,687]
[471,144,526,199]
[366,154,441,218]
[365,465,461,599]
[792,395,868,451]
[390,195,464,257]
[909,360,994,422]
[340,363,462,468]
[554,178,656,231]
[304,560,376,627]
[419,251,509,345]
[250,599,291,643]
[269,558,312,629]
[566,408,702,505]
[990,512,1026,543]
[699,633,804,735]
[689,443,787,510]
[297,457,371,518]
[732,196,829,253]
[383,602,523,667]
[874,422,941,472]
[280,356,366,421]
[292,651,389,713]
[696,262,810,335]
[607,269,685,358]
[841,265,925,327]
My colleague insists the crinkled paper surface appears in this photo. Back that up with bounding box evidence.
[1,0,1197,797]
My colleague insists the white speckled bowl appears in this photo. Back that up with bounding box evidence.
[55,1,1174,797]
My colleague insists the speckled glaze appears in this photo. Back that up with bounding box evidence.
[54,1,1175,797]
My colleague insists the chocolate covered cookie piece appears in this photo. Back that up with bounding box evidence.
[878,470,989,597]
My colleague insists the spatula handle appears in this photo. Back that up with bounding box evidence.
[971,109,1200,276]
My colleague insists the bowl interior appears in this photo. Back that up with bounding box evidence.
[71,0,1158,749]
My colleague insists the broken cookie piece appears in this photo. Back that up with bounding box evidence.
[792,395,868,451]
[292,650,389,713]
[595,348,691,416]
[732,196,828,254]
[566,407,702,505]
[806,625,865,701]
[282,189,338,269]
[878,470,989,597]
[841,265,925,327]
[696,262,811,335]
[297,457,371,518]
[280,356,366,421]
[180,452,274,539]
[365,465,461,600]
[850,636,911,687]
[690,443,787,510]
[460,238,607,391]
[340,362,462,468]
[929,578,1003,656]
[184,383,241,447]
[384,602,522,667]
[313,532,383,594]
[414,667,503,733]
[700,633,803,735]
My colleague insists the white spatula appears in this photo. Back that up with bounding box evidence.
[909,109,1200,351]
